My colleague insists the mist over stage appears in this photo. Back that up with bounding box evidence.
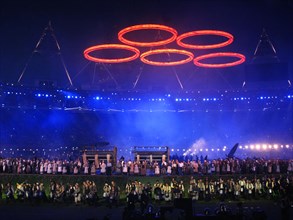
[1,84,292,160]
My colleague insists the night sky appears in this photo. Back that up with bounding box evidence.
[1,0,293,89]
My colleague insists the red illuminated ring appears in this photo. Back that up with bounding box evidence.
[140,49,194,66]
[193,52,246,68]
[118,24,178,47]
[177,30,234,49]
[84,44,140,63]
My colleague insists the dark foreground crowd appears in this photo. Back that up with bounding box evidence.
[1,175,292,206]
[1,175,292,220]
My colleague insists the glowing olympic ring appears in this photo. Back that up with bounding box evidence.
[193,52,246,68]
[177,30,234,49]
[83,44,140,63]
[118,24,178,47]
[140,49,194,66]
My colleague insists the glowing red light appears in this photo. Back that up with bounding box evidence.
[83,44,140,63]
[140,49,194,66]
[118,24,178,47]
[176,30,234,49]
[193,52,246,68]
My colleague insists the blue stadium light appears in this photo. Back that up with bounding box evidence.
[95,96,100,100]
[203,98,206,101]
[167,94,171,97]
[260,96,263,99]
[213,98,217,101]
[186,98,189,101]
[206,98,209,101]
[37,94,41,97]
[45,94,49,97]
[288,95,291,98]
[67,95,71,99]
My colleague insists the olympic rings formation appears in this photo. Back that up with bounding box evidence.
[193,52,246,68]
[140,49,194,66]
[118,24,178,47]
[176,30,234,49]
[83,24,245,67]
[83,44,140,64]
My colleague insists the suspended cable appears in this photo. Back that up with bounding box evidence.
[101,63,119,88]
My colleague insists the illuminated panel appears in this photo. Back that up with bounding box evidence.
[118,24,178,47]
[193,52,245,68]
[83,44,140,63]
[176,30,234,49]
[140,49,194,66]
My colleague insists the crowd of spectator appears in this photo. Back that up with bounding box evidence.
[1,175,292,207]
[0,156,293,176]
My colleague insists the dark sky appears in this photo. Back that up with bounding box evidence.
[1,0,293,89]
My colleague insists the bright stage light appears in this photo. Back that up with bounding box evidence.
[250,145,255,150]
[256,144,260,150]
[286,145,289,148]
[273,144,278,149]
[262,144,267,150]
